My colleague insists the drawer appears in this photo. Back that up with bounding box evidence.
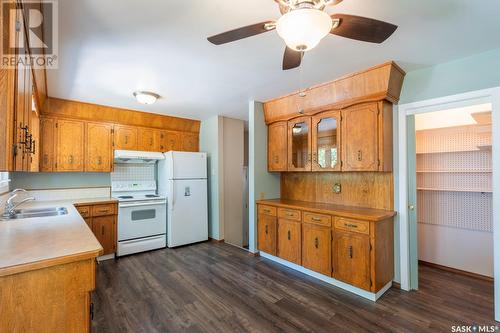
[75,205,91,218]
[334,217,370,235]
[303,212,331,227]
[258,205,277,217]
[91,203,116,217]
[278,208,301,221]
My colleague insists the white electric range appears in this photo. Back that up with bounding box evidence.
[112,181,167,256]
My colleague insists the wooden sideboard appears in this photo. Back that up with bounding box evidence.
[257,200,395,294]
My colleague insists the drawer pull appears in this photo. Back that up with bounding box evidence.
[344,223,358,229]
[312,217,322,222]
[287,230,291,240]
[314,237,319,249]
[286,212,294,217]
[263,209,271,213]
[349,245,353,259]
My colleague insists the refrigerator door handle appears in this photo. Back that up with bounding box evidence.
[170,180,175,210]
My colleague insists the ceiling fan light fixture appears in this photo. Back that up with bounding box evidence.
[276,8,333,51]
[133,91,160,105]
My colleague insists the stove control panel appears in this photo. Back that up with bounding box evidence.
[111,181,157,192]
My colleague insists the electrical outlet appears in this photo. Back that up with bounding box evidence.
[333,183,341,194]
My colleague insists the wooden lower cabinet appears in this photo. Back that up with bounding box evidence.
[257,214,277,256]
[76,202,117,256]
[333,231,371,290]
[302,223,331,276]
[0,259,96,333]
[277,219,301,265]
[256,202,394,294]
[92,216,116,255]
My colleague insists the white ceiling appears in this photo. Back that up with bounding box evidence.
[47,0,500,121]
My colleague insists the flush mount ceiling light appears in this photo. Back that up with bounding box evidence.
[133,91,160,105]
[207,0,398,70]
[276,8,333,52]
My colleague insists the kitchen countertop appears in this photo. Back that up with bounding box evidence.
[0,197,117,277]
[256,199,396,222]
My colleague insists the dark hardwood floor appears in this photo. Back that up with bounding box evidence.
[92,242,495,333]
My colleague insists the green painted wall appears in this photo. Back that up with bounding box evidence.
[200,116,222,240]
[10,172,110,190]
[248,101,280,253]
[400,47,500,103]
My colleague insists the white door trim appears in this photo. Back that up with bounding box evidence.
[397,87,500,320]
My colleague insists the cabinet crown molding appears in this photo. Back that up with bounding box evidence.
[262,61,405,124]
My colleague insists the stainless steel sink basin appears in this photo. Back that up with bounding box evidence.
[1,207,68,220]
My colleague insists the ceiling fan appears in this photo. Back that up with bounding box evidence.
[207,0,398,70]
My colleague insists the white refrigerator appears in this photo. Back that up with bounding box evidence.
[158,151,208,247]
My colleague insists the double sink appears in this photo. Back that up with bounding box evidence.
[1,207,68,221]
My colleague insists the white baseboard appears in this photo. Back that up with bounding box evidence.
[97,253,115,262]
[260,252,392,302]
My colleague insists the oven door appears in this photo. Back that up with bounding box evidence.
[118,200,167,241]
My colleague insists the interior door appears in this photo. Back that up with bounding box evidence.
[312,110,341,172]
[407,115,419,290]
[288,117,312,171]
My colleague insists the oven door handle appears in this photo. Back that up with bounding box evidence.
[119,201,167,208]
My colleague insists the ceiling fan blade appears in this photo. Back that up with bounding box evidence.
[283,47,303,70]
[330,14,397,43]
[207,21,275,45]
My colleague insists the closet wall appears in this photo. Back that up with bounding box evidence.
[416,112,492,277]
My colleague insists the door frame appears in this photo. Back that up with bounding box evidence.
[397,87,500,320]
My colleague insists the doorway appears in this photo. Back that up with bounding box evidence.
[411,105,493,283]
[397,87,500,321]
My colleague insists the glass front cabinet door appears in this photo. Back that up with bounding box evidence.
[311,111,341,172]
[288,117,312,171]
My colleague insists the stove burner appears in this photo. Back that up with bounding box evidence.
[145,194,159,198]
[118,196,134,199]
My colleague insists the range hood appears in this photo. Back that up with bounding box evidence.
[114,150,165,164]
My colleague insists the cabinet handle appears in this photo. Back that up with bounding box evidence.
[69,155,74,164]
[357,150,362,161]
[287,230,291,240]
[97,156,102,165]
[150,138,153,145]
[274,156,279,163]
[263,209,271,213]
[349,245,353,259]
[311,217,322,222]
[314,237,319,249]
[286,212,294,217]
[101,225,105,236]
[265,225,268,235]
[125,136,128,144]
[43,154,48,164]
[313,152,317,163]
[344,223,358,229]
[308,153,312,162]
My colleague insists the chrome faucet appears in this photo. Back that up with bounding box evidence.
[3,189,35,218]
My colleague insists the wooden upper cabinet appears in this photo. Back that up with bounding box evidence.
[157,131,180,152]
[114,125,138,150]
[341,103,380,172]
[86,122,113,172]
[257,214,277,255]
[268,121,287,172]
[302,223,331,276]
[277,219,301,265]
[333,231,371,291]
[138,127,156,151]
[181,133,199,152]
[288,117,312,172]
[40,117,55,172]
[312,110,341,172]
[56,119,85,172]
